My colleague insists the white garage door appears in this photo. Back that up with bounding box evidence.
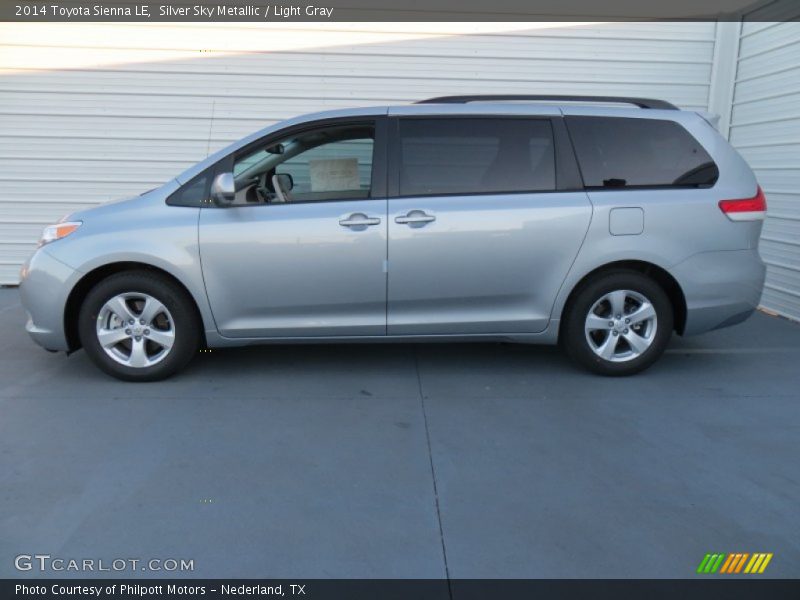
[729,3,800,321]
[0,22,717,284]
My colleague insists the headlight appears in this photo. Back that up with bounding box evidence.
[39,221,82,246]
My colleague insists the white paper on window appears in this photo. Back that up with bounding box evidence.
[309,158,360,192]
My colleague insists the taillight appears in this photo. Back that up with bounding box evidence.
[718,186,767,221]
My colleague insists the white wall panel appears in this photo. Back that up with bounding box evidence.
[0,21,718,283]
[729,1,800,321]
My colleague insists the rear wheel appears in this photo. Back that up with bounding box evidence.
[78,271,200,381]
[562,271,673,376]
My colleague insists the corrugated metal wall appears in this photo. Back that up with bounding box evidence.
[0,22,718,284]
[729,2,800,321]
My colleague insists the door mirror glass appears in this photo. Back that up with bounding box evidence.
[211,172,235,206]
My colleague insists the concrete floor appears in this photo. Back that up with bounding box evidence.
[1,286,798,579]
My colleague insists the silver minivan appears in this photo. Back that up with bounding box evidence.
[19,95,767,380]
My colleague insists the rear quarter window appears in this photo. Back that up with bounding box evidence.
[566,116,719,189]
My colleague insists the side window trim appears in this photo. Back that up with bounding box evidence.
[209,116,387,208]
[387,115,580,199]
[552,116,584,191]
[372,116,389,199]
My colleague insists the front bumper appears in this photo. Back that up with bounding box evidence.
[19,247,82,352]
[669,248,766,336]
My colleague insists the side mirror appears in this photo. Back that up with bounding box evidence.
[210,172,235,206]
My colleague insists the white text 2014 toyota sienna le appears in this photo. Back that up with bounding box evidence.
[19,95,767,381]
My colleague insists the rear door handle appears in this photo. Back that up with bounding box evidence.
[339,213,381,228]
[395,210,436,226]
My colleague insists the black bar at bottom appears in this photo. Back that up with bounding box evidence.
[4,579,800,600]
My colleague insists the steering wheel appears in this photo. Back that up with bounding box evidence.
[272,174,290,203]
[255,173,273,203]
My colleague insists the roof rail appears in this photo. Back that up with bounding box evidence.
[415,95,678,110]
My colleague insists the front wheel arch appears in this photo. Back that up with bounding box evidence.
[64,262,206,352]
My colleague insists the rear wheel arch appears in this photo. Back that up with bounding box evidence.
[559,260,687,338]
[64,262,206,352]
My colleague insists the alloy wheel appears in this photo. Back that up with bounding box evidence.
[95,292,176,368]
[584,289,658,362]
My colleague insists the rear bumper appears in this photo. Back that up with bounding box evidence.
[669,248,766,336]
[19,247,81,352]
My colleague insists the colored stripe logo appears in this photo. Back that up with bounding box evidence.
[697,553,773,574]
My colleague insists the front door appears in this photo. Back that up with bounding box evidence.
[200,119,388,338]
[387,116,592,335]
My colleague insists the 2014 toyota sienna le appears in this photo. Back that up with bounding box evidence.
[19,95,767,381]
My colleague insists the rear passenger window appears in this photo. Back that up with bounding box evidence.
[398,118,556,196]
[566,117,718,189]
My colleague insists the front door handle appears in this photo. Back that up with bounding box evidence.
[339,213,381,229]
[395,210,436,226]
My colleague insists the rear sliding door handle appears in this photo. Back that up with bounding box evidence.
[339,213,381,228]
[395,210,436,226]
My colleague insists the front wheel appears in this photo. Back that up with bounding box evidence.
[561,271,673,376]
[78,271,200,381]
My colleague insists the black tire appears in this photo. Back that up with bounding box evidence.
[561,270,673,376]
[78,270,201,381]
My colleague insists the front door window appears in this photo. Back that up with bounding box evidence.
[232,124,375,205]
